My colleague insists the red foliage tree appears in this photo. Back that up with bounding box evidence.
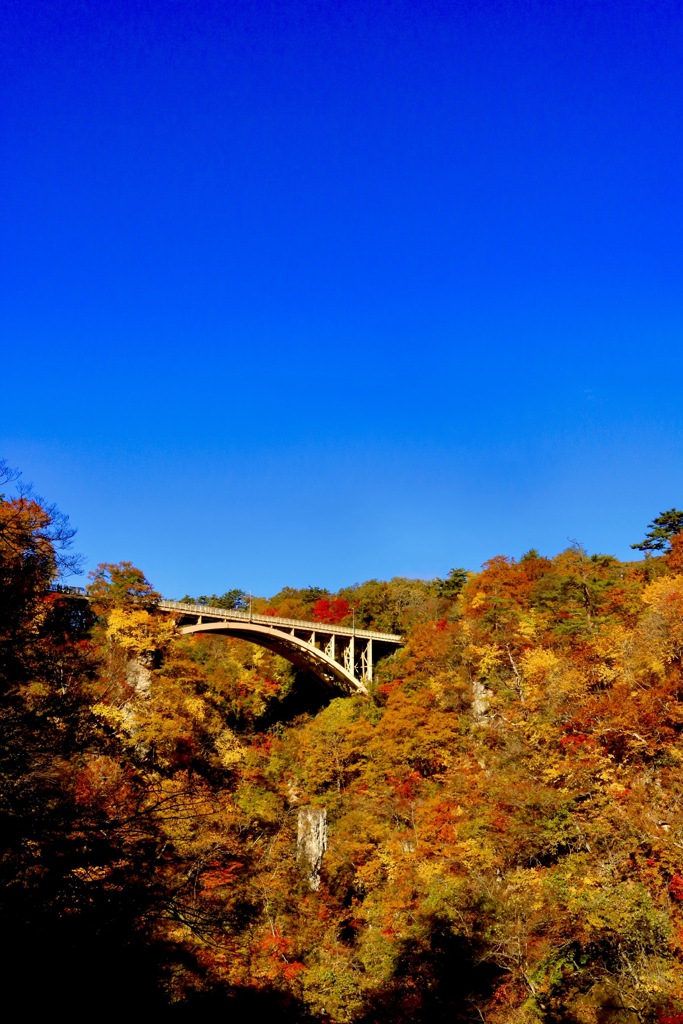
[312,597,351,624]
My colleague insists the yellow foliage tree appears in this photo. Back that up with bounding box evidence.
[105,606,176,657]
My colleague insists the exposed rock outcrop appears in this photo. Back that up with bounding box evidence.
[297,806,327,891]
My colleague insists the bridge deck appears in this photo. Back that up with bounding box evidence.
[158,600,402,644]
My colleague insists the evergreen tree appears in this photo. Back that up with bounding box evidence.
[631,507,683,555]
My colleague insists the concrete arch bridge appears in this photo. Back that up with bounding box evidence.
[159,600,403,695]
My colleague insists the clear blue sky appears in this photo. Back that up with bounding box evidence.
[3,0,682,597]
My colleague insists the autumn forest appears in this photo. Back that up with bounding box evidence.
[3,462,683,1023]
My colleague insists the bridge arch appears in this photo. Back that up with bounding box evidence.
[179,621,369,694]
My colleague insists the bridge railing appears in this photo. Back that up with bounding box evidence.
[158,600,403,644]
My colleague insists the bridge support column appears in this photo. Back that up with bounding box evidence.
[360,638,373,683]
[343,636,355,677]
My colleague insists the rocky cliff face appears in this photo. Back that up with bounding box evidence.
[297,807,327,891]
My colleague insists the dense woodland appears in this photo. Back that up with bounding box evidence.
[3,463,683,1023]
